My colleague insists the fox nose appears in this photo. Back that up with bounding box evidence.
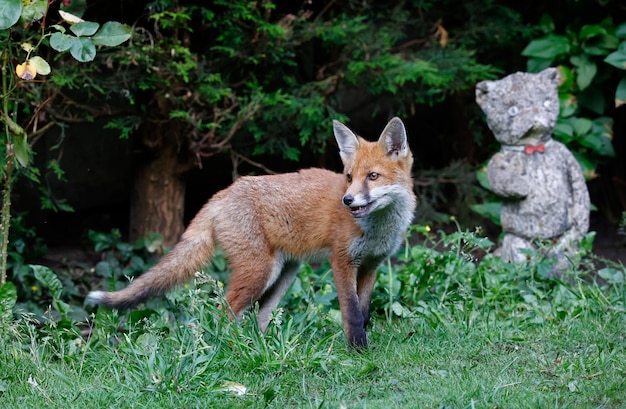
[343,195,354,206]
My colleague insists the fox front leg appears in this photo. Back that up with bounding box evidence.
[356,266,378,330]
[331,257,367,349]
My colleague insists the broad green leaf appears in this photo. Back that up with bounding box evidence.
[92,21,132,47]
[579,24,606,41]
[598,267,624,285]
[592,116,614,137]
[579,231,596,253]
[557,65,574,93]
[0,0,21,29]
[572,117,592,137]
[470,202,502,225]
[29,56,50,76]
[558,93,577,118]
[583,36,619,56]
[579,24,618,55]
[571,151,596,180]
[553,120,574,143]
[570,55,597,90]
[50,32,74,52]
[615,77,626,107]
[578,86,605,115]
[3,113,25,136]
[70,37,96,62]
[581,132,615,157]
[538,14,554,33]
[616,22,626,39]
[32,265,64,300]
[604,41,626,70]
[70,21,99,37]
[526,57,552,73]
[475,165,491,191]
[522,34,570,60]
[52,299,72,317]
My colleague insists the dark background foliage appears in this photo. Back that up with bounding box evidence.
[7,0,626,260]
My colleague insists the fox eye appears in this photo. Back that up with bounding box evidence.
[368,172,379,181]
[346,173,352,183]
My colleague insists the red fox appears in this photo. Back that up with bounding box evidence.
[87,117,416,348]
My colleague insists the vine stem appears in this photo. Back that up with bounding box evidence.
[1,47,15,286]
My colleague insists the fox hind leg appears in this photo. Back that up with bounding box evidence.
[256,260,300,331]
[223,251,278,323]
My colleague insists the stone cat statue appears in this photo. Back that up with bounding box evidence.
[475,67,590,275]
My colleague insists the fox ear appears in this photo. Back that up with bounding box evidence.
[378,117,408,159]
[333,120,360,163]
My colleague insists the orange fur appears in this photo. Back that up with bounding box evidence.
[87,117,416,348]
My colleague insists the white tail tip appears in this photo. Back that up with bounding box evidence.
[86,290,107,305]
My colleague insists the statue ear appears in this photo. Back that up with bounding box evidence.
[475,81,492,106]
[539,67,560,87]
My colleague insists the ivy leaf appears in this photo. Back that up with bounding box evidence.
[0,0,21,30]
[70,21,100,37]
[58,9,84,24]
[50,32,74,52]
[70,37,96,62]
[19,0,46,24]
[92,21,132,47]
[29,56,51,76]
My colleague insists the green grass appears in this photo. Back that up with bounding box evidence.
[1,303,624,408]
[1,227,625,408]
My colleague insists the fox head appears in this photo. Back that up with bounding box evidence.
[333,117,414,218]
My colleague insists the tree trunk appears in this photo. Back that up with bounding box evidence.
[129,121,186,246]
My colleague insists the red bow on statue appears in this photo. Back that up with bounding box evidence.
[524,143,545,155]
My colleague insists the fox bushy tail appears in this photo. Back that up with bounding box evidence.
[87,219,215,309]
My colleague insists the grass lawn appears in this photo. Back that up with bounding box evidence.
[1,287,625,408]
[1,229,625,408]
